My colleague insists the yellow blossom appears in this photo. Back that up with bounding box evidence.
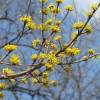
[19,15,32,23]
[3,44,17,52]
[32,70,39,76]
[73,21,84,29]
[20,15,36,31]
[66,47,80,56]
[32,39,40,48]
[55,20,61,26]
[2,67,15,75]
[48,3,55,11]
[38,23,47,31]
[32,78,38,84]
[47,53,59,65]
[9,54,20,65]
[10,79,15,86]
[41,78,49,87]
[50,43,57,49]
[26,21,36,31]
[45,18,53,25]
[32,54,38,60]
[88,49,95,55]
[84,25,92,34]
[85,11,92,17]
[65,5,74,11]
[0,82,6,89]
[56,0,63,4]
[82,56,88,61]
[20,78,28,84]
[41,8,48,15]
[91,3,99,11]
[39,53,47,59]
[48,3,61,14]
[56,8,61,14]
[54,35,62,41]
[71,32,78,40]
[50,25,61,33]
[42,72,49,79]
[45,63,53,71]
[0,92,4,99]
[40,0,48,3]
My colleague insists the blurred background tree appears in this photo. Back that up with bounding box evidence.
[0,0,100,100]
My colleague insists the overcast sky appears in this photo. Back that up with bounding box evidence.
[64,0,100,10]
[76,0,100,10]
[63,0,100,18]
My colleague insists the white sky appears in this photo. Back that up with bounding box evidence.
[63,0,100,10]
[75,0,100,10]
[63,0,100,18]
[76,0,100,18]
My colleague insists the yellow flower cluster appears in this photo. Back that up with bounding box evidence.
[32,39,40,48]
[65,5,74,11]
[10,79,15,86]
[66,47,80,56]
[40,0,48,3]
[50,43,57,49]
[39,77,57,87]
[32,70,39,76]
[20,78,28,84]
[88,49,95,55]
[3,44,17,52]
[85,11,92,17]
[45,63,53,71]
[32,53,47,60]
[41,71,54,87]
[26,21,36,31]
[45,18,53,25]
[2,67,15,75]
[39,53,47,59]
[31,54,38,60]
[48,3,55,10]
[54,35,62,41]
[42,72,48,78]
[20,15,36,31]
[32,67,58,87]
[48,3,61,14]
[82,56,88,61]
[20,15,32,23]
[56,0,63,4]
[41,7,48,15]
[91,3,99,11]
[84,25,92,34]
[73,21,84,30]
[85,3,99,17]
[0,92,4,99]
[71,32,78,40]
[55,20,61,26]
[47,53,59,65]
[38,23,47,31]
[9,54,20,65]
[48,3,56,13]
[41,72,49,86]
[41,78,49,87]
[32,78,38,85]
[0,82,6,89]
[50,25,61,33]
